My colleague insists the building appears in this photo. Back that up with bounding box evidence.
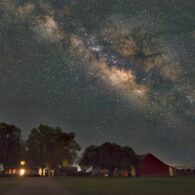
[138,153,175,177]
[88,154,175,177]
[55,167,78,176]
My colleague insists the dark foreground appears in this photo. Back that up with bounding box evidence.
[54,177,195,195]
[1,177,74,195]
[1,177,195,195]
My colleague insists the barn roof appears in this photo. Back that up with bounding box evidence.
[139,153,174,168]
[139,153,150,161]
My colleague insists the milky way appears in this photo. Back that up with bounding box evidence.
[0,0,194,166]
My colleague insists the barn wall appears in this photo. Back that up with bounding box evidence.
[140,154,170,176]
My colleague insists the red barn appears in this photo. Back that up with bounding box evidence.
[139,153,175,177]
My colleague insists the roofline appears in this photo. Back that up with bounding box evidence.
[140,153,175,168]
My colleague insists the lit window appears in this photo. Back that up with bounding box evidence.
[20,161,25,166]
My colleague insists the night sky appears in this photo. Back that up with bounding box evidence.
[0,0,194,166]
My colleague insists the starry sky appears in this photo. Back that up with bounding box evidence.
[0,0,194,166]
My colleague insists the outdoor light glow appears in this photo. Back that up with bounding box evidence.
[19,169,25,176]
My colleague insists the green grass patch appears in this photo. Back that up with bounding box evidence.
[54,176,195,195]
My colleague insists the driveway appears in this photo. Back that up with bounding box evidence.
[3,177,75,195]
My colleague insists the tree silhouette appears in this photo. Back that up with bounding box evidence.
[0,123,22,168]
[26,124,80,175]
[80,142,139,176]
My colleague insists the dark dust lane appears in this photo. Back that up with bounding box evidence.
[3,177,75,195]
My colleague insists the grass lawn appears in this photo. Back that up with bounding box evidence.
[54,177,195,195]
[0,177,23,194]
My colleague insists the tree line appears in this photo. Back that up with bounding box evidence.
[0,122,139,176]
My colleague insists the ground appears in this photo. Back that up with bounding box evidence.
[0,177,195,195]
[0,177,22,194]
[54,177,195,195]
[0,177,74,195]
